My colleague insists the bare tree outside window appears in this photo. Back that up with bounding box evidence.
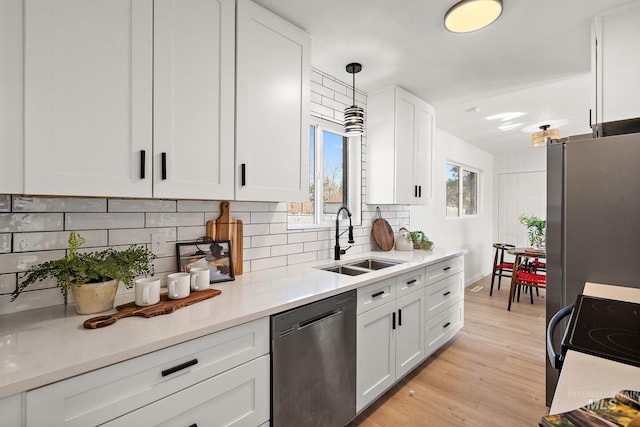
[446,163,478,217]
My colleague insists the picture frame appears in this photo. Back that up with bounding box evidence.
[176,238,235,283]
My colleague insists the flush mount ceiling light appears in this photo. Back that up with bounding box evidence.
[344,63,364,136]
[532,124,559,147]
[444,0,503,33]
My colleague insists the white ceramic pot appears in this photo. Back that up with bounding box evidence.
[70,279,119,314]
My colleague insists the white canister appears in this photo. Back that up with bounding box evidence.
[134,277,161,306]
[167,272,190,299]
[189,267,210,291]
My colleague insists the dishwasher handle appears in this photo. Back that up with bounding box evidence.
[546,304,573,370]
[299,309,343,329]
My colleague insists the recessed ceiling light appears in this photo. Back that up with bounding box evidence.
[486,112,526,122]
[498,122,523,131]
[444,0,503,33]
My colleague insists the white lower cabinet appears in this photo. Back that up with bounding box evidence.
[356,274,425,412]
[0,393,22,426]
[25,318,269,427]
[425,300,464,357]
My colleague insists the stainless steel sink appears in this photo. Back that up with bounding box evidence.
[319,258,403,276]
[347,259,400,270]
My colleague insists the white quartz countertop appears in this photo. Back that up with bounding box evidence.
[548,282,640,415]
[0,248,464,399]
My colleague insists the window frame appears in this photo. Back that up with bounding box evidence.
[446,162,479,218]
[287,117,361,229]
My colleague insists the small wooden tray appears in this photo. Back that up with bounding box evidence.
[83,289,221,329]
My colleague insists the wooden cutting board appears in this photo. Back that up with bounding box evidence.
[206,201,243,275]
[83,289,221,329]
[372,207,395,251]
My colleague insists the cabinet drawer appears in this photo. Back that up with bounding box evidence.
[357,277,396,314]
[26,317,269,427]
[396,267,426,297]
[425,271,464,320]
[104,355,270,427]
[425,300,463,358]
[425,255,463,284]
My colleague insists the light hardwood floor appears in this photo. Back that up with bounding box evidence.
[348,275,549,426]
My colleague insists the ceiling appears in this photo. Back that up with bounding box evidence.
[253,0,637,154]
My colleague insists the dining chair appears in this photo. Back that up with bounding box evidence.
[490,243,515,296]
[507,267,546,311]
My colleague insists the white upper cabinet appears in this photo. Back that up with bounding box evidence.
[24,0,154,198]
[593,3,640,126]
[235,0,311,202]
[367,86,435,205]
[0,0,24,194]
[153,0,235,199]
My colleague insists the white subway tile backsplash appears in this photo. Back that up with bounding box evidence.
[244,246,270,261]
[311,69,323,84]
[154,256,178,275]
[0,213,64,232]
[12,196,106,212]
[0,274,16,294]
[311,80,334,98]
[66,213,144,230]
[13,230,108,252]
[108,228,176,247]
[177,200,220,212]
[269,222,289,234]
[270,202,287,212]
[243,223,270,237]
[321,76,348,96]
[251,255,287,271]
[251,211,286,224]
[231,201,271,212]
[176,226,206,242]
[271,243,303,256]
[0,195,10,211]
[288,231,318,244]
[287,251,317,265]
[109,199,176,212]
[252,234,287,248]
[146,212,204,227]
[0,250,66,274]
[303,240,330,252]
[0,234,10,253]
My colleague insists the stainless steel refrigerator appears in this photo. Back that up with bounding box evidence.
[546,122,640,405]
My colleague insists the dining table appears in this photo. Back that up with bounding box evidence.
[506,247,546,310]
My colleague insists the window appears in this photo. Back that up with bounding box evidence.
[446,163,478,217]
[288,120,361,227]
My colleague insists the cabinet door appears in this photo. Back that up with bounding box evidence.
[415,100,435,205]
[235,0,310,202]
[153,0,234,199]
[0,393,21,427]
[24,0,153,197]
[356,301,396,412]
[425,300,464,358]
[0,0,23,194]
[395,89,417,204]
[395,289,425,379]
[104,355,270,427]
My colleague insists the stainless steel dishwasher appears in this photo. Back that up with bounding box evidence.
[271,289,356,427]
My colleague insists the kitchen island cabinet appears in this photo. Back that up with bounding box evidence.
[23,0,235,200]
[235,0,311,202]
[367,86,435,205]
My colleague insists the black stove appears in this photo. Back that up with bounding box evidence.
[562,295,640,368]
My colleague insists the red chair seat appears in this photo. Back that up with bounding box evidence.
[515,271,546,285]
[532,260,546,268]
[495,262,514,270]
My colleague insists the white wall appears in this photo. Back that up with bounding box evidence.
[410,129,494,285]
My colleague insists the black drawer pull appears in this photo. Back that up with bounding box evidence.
[392,312,396,330]
[414,185,418,197]
[140,150,146,179]
[161,152,167,180]
[371,290,385,298]
[398,309,402,326]
[162,358,198,377]
[443,322,451,328]
[406,279,417,285]
[189,424,197,427]
[443,291,451,296]
[443,266,451,271]
[418,185,422,198]
[241,163,246,186]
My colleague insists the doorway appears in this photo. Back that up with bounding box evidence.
[497,171,546,246]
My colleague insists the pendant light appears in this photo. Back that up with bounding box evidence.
[444,0,503,33]
[344,63,364,136]
[532,124,559,147]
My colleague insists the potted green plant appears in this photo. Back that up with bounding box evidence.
[519,214,546,248]
[12,231,157,314]
[409,230,434,251]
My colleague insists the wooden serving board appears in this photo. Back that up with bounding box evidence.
[206,201,243,275]
[371,207,394,251]
[83,289,221,329]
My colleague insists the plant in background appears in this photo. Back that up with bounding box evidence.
[12,231,157,304]
[409,230,434,251]
[519,214,546,247]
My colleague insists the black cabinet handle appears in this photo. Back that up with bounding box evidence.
[140,150,146,179]
[443,266,451,271]
[392,312,396,330]
[188,424,197,427]
[161,152,167,180]
[414,185,418,197]
[398,309,402,326]
[241,163,246,186]
[443,322,451,329]
[371,290,384,298]
[418,185,422,198]
[444,291,451,296]
[161,358,198,377]
[406,279,417,285]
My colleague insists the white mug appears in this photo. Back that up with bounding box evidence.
[135,277,161,306]
[189,267,210,291]
[167,272,190,299]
